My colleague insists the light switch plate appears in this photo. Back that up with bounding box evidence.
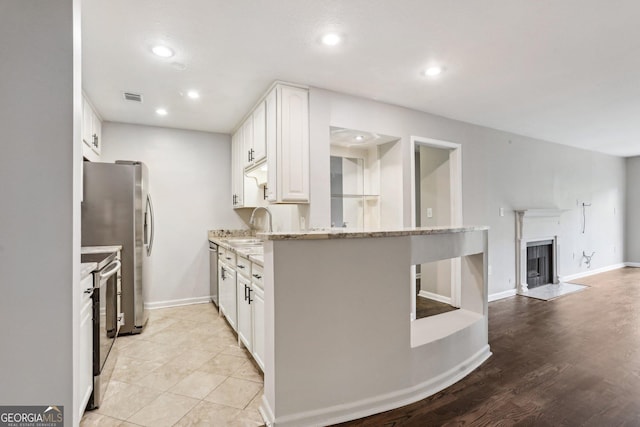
[427,208,433,218]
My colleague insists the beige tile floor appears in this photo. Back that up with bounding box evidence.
[81,303,265,426]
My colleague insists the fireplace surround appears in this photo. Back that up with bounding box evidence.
[515,209,564,294]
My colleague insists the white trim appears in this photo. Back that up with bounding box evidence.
[410,136,463,308]
[264,345,491,427]
[488,289,517,302]
[625,262,640,268]
[144,296,212,310]
[418,290,452,305]
[560,263,626,282]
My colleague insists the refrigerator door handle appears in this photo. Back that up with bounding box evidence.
[145,194,155,256]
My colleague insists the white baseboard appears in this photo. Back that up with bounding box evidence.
[262,345,491,427]
[488,289,517,302]
[144,296,212,310]
[625,262,640,268]
[560,263,626,282]
[418,290,452,305]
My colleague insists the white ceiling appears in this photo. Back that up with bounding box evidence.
[82,0,640,157]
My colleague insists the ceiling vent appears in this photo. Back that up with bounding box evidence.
[123,92,143,103]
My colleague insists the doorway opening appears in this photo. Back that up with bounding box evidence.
[410,137,463,320]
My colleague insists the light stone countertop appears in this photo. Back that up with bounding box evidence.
[208,233,264,267]
[256,226,490,241]
[81,245,122,254]
[81,262,97,280]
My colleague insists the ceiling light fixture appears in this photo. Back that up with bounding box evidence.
[355,135,364,141]
[187,90,200,99]
[152,45,174,58]
[424,66,443,77]
[156,108,168,116]
[321,33,342,46]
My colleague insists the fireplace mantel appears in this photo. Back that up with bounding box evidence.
[515,209,565,293]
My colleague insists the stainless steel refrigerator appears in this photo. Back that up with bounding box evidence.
[82,161,154,334]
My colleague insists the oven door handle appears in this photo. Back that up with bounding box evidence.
[99,260,121,280]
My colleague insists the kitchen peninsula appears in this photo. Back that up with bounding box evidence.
[257,226,490,426]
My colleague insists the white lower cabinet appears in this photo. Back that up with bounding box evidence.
[237,274,253,351]
[219,264,237,331]
[251,283,265,370]
[78,274,94,418]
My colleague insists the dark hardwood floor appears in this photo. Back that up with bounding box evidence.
[416,295,458,319]
[336,267,640,426]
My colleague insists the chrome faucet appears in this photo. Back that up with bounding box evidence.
[249,206,273,232]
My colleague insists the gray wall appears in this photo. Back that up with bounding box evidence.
[626,156,640,263]
[100,122,245,306]
[309,87,626,296]
[0,1,79,424]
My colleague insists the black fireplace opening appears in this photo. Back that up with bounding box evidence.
[527,240,553,288]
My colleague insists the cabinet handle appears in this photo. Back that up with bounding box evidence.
[248,150,251,162]
[252,273,262,279]
[250,148,254,162]
[248,287,253,304]
[221,268,226,280]
[238,265,245,269]
[244,284,249,301]
[84,288,93,294]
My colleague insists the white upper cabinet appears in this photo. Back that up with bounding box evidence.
[241,117,253,169]
[231,130,244,208]
[251,100,267,165]
[266,84,310,203]
[81,94,102,162]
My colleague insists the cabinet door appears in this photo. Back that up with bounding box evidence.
[252,101,267,164]
[237,275,253,351]
[278,85,309,202]
[91,112,102,155]
[231,130,244,208]
[82,96,93,146]
[252,283,265,371]
[78,275,94,417]
[242,117,253,169]
[219,265,237,331]
[265,88,277,202]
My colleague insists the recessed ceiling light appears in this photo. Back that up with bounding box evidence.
[355,135,364,141]
[156,108,168,116]
[152,45,174,58]
[187,90,200,99]
[321,33,342,46]
[424,66,443,77]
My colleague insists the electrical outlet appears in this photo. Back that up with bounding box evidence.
[499,207,505,217]
[427,208,433,218]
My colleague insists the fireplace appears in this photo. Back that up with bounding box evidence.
[527,240,553,288]
[515,209,564,294]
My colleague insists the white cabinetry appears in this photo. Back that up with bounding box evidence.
[82,94,102,162]
[266,84,309,203]
[78,274,94,418]
[219,262,237,331]
[241,118,253,169]
[231,131,244,208]
[231,125,260,209]
[251,265,265,370]
[237,274,253,351]
[251,101,267,165]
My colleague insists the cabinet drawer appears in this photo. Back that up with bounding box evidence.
[251,263,264,289]
[236,255,251,278]
[219,247,236,266]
